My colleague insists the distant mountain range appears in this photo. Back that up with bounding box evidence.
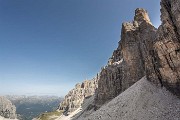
[6,95,62,120]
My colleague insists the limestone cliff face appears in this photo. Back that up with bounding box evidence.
[95,0,180,106]
[95,8,157,106]
[0,96,16,119]
[151,0,180,96]
[58,77,98,113]
[58,0,180,114]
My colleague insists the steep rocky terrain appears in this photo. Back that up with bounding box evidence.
[95,0,180,107]
[95,8,157,106]
[151,0,180,96]
[58,77,98,114]
[76,77,180,120]
[0,96,17,119]
[52,0,180,119]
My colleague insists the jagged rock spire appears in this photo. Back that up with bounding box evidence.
[95,8,157,106]
[122,8,153,33]
[134,8,152,25]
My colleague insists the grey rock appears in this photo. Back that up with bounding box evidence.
[0,96,17,119]
[57,0,180,118]
[58,77,98,113]
[150,0,180,96]
[78,77,180,120]
[95,0,180,106]
[95,8,157,106]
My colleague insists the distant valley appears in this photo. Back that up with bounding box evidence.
[6,95,62,120]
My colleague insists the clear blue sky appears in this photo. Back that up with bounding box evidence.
[0,0,161,96]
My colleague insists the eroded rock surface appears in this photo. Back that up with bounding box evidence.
[58,77,98,113]
[95,8,157,106]
[0,96,16,119]
[151,0,180,96]
[95,0,180,106]
[57,0,180,118]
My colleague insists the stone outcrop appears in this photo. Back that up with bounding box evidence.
[58,77,98,113]
[95,0,180,106]
[0,96,17,119]
[57,0,180,117]
[95,8,157,106]
[150,0,180,96]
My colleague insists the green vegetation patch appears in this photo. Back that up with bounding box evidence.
[38,110,63,120]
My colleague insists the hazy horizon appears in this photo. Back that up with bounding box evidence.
[0,0,161,96]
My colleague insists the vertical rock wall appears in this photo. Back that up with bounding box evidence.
[95,0,180,106]
[58,0,180,113]
[95,8,157,106]
[151,0,180,96]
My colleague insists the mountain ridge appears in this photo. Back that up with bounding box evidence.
[37,0,180,119]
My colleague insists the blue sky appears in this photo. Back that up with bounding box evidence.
[0,0,161,96]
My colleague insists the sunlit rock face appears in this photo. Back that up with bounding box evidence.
[151,0,180,96]
[95,0,180,106]
[134,8,152,25]
[58,77,98,113]
[95,8,157,106]
[58,0,180,115]
[0,96,17,119]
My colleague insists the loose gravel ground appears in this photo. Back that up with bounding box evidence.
[77,77,180,120]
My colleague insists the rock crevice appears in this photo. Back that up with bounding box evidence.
[152,0,180,96]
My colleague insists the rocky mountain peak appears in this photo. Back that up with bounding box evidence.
[134,8,152,25]
[55,1,180,119]
[99,1,180,108]
[95,7,157,106]
[121,8,152,32]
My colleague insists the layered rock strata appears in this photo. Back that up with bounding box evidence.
[95,8,157,106]
[151,0,180,96]
[95,0,180,106]
[58,77,98,113]
[0,96,16,119]
[58,0,180,116]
